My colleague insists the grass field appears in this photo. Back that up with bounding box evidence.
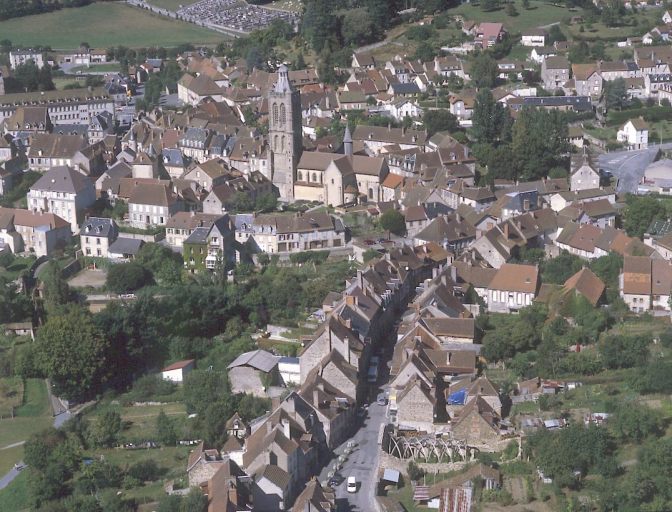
[147,0,195,10]
[16,380,50,418]
[451,0,570,32]
[0,470,29,512]
[87,402,188,442]
[52,77,85,90]
[70,63,121,74]
[0,3,224,49]
[0,379,23,418]
[0,380,52,475]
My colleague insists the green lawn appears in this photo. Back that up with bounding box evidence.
[0,378,23,418]
[87,402,187,442]
[451,0,570,32]
[0,470,29,512]
[0,3,224,49]
[16,380,50,418]
[147,0,196,10]
[52,77,85,90]
[0,380,52,476]
[70,63,121,74]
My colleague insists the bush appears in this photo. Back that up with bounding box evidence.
[106,262,153,294]
[126,374,177,402]
[407,461,425,481]
[629,360,672,393]
[127,459,161,482]
[288,251,329,265]
[0,251,15,268]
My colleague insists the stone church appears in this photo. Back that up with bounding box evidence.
[268,64,302,200]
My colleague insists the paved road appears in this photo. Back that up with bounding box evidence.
[598,143,672,193]
[324,393,387,512]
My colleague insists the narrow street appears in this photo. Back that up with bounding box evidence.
[320,337,397,512]
[331,391,387,512]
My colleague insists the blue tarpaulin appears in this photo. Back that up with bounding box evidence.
[448,388,467,405]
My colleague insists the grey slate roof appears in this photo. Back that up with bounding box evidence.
[184,226,210,244]
[31,165,92,194]
[228,349,279,373]
[80,217,117,238]
[108,237,143,255]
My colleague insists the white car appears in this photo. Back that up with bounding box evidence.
[347,476,357,493]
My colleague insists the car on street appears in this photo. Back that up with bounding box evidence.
[347,476,357,493]
[377,395,388,406]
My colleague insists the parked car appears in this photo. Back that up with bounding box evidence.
[347,476,358,493]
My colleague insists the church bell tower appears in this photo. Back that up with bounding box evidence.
[268,64,302,200]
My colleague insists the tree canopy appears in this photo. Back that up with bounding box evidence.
[379,209,406,236]
[32,307,109,401]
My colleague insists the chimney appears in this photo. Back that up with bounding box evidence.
[313,389,320,406]
[345,295,356,306]
[503,222,510,239]
[281,418,291,438]
[265,421,272,434]
[450,265,457,283]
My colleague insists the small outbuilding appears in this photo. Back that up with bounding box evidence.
[161,359,195,383]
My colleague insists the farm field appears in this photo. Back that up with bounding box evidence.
[450,1,570,32]
[0,3,224,49]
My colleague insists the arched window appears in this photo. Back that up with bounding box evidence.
[280,104,286,125]
[297,171,303,181]
[281,135,286,151]
[312,172,317,182]
[272,104,278,126]
[368,188,374,199]
[274,135,279,152]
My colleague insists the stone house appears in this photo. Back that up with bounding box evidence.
[395,377,437,430]
[0,207,71,256]
[570,157,600,191]
[27,165,96,232]
[80,217,118,258]
[572,63,602,98]
[299,315,366,383]
[235,212,346,254]
[486,263,539,313]
[619,256,672,313]
[127,181,182,229]
[541,56,570,91]
[27,133,88,171]
[617,118,649,149]
[450,396,502,446]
